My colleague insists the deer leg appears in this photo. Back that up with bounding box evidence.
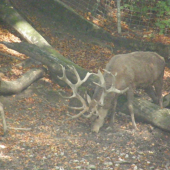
[127,87,138,130]
[109,96,118,125]
[153,76,163,108]
[91,108,108,133]
[144,86,158,104]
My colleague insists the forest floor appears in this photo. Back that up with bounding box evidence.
[0,0,170,169]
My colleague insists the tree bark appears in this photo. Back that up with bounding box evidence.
[0,67,46,95]
[0,0,97,89]
[0,102,7,135]
[163,93,170,108]
[0,41,98,89]
[119,98,170,132]
[0,0,50,47]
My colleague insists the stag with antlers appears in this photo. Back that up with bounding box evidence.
[58,51,165,133]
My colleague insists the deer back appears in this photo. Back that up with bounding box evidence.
[92,51,165,103]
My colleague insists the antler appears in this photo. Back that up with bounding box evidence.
[58,65,93,118]
[103,69,129,94]
[93,69,129,105]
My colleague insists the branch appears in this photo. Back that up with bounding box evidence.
[8,127,31,131]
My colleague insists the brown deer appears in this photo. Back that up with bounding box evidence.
[58,51,165,133]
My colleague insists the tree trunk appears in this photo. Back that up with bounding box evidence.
[0,67,46,95]
[0,41,98,90]
[0,0,50,47]
[119,98,170,132]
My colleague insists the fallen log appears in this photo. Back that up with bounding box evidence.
[0,67,46,95]
[119,98,170,132]
[163,93,170,108]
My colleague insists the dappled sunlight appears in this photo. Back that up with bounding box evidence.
[0,152,11,160]
[0,144,6,149]
[0,26,20,42]
[0,144,12,161]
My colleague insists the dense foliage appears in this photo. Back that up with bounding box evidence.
[122,0,170,34]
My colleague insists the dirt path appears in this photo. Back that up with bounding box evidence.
[0,0,169,169]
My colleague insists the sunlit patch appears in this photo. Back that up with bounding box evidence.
[0,144,6,149]
[0,152,11,159]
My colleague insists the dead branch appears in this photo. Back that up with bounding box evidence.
[8,127,31,131]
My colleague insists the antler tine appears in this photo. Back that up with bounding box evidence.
[66,94,90,119]
[107,86,129,94]
[93,68,129,94]
[97,70,105,85]
[103,70,129,94]
[68,65,94,87]
[58,64,73,88]
[58,64,94,119]
[67,65,81,84]
[57,64,76,99]
[68,105,89,118]
[93,70,106,88]
[65,93,97,120]
[103,69,117,87]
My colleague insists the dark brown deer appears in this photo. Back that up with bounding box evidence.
[58,51,165,133]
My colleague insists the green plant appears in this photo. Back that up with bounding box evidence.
[121,0,170,34]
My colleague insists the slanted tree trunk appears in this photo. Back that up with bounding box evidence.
[119,98,170,132]
[0,0,97,88]
[0,41,98,89]
[0,0,50,47]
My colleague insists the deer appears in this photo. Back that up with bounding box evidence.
[58,51,165,133]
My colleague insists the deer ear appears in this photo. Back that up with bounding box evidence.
[86,94,91,104]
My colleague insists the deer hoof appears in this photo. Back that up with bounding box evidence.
[91,125,100,133]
